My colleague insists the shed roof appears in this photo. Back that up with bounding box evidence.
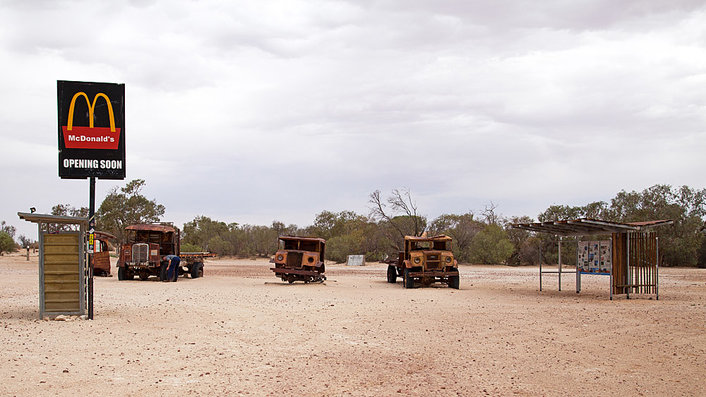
[512,218,673,236]
[18,212,88,226]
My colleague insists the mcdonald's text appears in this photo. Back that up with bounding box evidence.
[66,134,115,143]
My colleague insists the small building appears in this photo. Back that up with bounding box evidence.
[18,212,89,318]
[512,218,672,299]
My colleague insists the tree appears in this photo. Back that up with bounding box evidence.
[182,216,230,252]
[1,221,16,239]
[17,235,34,249]
[468,224,514,264]
[369,189,426,251]
[505,215,537,265]
[96,179,165,242]
[429,212,484,263]
[51,204,89,218]
[0,231,16,255]
[608,184,706,266]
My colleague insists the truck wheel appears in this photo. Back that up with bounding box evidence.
[448,274,460,289]
[190,263,203,279]
[387,265,397,283]
[118,267,126,281]
[159,263,167,281]
[139,271,149,281]
[404,268,414,289]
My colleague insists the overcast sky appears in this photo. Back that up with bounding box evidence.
[1,0,705,240]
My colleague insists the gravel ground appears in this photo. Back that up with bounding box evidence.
[1,252,705,396]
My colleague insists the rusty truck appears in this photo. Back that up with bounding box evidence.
[387,235,459,289]
[92,231,115,276]
[117,223,212,281]
[270,236,326,283]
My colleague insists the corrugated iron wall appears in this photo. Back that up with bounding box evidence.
[42,233,81,314]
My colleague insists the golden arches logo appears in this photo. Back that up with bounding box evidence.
[62,91,121,150]
[67,92,116,131]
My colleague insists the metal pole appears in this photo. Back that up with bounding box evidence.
[655,237,659,300]
[558,236,562,291]
[539,242,542,292]
[88,177,95,320]
[626,232,630,300]
[576,237,581,294]
[609,239,613,301]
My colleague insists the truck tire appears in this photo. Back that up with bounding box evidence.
[139,271,149,281]
[159,263,167,281]
[387,265,397,283]
[190,262,203,279]
[118,266,126,281]
[404,268,414,289]
[448,274,460,289]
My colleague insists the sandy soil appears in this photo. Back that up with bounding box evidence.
[1,252,705,396]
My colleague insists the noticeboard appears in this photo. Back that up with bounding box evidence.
[577,240,611,274]
[57,80,125,179]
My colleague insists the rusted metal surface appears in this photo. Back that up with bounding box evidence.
[125,223,177,233]
[388,235,459,289]
[270,236,326,283]
[512,218,673,236]
[270,267,322,277]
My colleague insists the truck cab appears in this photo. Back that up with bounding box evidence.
[270,236,326,283]
[387,235,459,289]
[117,223,179,281]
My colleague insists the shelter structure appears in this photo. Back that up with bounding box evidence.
[512,218,673,299]
[18,212,89,318]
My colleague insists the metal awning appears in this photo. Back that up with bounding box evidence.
[18,212,88,226]
[512,218,673,236]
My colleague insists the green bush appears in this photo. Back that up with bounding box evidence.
[0,232,16,255]
[468,224,514,264]
[180,242,202,253]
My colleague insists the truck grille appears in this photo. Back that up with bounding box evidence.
[286,252,303,268]
[132,243,149,263]
[425,253,441,269]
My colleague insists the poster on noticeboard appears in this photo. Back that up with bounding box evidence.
[577,240,611,274]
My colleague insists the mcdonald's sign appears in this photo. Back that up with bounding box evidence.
[58,80,125,179]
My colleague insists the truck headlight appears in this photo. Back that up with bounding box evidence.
[413,257,421,264]
[445,256,452,263]
[276,254,284,261]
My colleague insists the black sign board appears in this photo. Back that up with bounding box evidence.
[58,80,125,179]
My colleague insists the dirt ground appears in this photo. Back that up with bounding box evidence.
[1,252,705,396]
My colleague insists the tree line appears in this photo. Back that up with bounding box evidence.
[3,181,705,267]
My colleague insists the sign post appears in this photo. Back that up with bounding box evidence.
[58,80,125,319]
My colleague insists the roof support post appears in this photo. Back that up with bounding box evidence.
[558,236,562,291]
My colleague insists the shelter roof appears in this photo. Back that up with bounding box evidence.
[125,224,177,233]
[18,212,88,226]
[405,234,452,241]
[94,231,116,240]
[278,235,326,243]
[512,218,673,236]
